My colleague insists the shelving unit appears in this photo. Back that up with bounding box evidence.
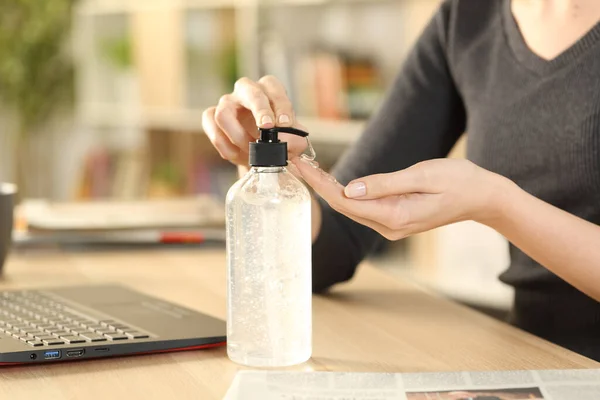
[78,103,366,144]
[70,0,441,199]
[73,0,440,144]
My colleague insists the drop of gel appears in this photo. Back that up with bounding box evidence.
[321,170,338,184]
[299,136,337,182]
[300,137,320,168]
[300,137,316,160]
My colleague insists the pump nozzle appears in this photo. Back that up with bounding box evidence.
[250,127,310,167]
[258,127,309,142]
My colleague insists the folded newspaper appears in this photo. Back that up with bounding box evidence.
[224,369,600,400]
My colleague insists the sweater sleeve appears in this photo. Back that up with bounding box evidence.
[311,0,466,293]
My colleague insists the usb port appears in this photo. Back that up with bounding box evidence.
[94,347,109,353]
[66,349,85,358]
[44,350,61,360]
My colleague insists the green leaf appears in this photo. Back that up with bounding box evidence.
[0,0,76,136]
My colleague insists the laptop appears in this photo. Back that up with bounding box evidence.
[0,284,226,365]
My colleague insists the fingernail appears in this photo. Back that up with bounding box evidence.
[278,114,290,124]
[345,182,366,198]
[261,115,273,126]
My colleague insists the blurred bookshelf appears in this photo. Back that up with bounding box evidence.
[71,0,441,201]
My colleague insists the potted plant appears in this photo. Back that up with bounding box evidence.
[0,0,76,199]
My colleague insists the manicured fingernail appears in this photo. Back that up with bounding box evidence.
[345,182,366,198]
[278,114,290,124]
[261,115,273,126]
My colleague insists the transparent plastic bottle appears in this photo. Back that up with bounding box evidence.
[226,127,312,367]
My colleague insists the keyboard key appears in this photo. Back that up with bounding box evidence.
[103,333,128,341]
[60,335,86,344]
[19,336,30,342]
[26,340,43,347]
[70,329,91,335]
[55,321,73,329]
[42,338,65,345]
[99,320,115,327]
[35,335,57,341]
[48,330,69,336]
[87,325,104,330]
[79,333,107,342]
[26,331,44,337]
[124,332,150,339]
[94,328,115,334]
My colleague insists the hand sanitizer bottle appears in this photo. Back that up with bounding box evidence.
[226,127,312,367]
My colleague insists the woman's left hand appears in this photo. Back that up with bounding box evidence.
[292,157,513,240]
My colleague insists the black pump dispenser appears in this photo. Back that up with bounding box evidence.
[249,127,309,167]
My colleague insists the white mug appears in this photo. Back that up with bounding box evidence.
[0,183,17,274]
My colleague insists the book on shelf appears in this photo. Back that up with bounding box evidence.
[145,128,237,200]
[293,49,384,121]
[76,147,146,200]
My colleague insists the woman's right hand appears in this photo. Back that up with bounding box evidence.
[202,75,307,167]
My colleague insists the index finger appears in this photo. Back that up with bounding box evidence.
[344,166,431,200]
[293,158,380,219]
[233,77,275,128]
[291,157,397,236]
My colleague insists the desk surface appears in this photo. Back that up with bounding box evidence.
[0,249,597,399]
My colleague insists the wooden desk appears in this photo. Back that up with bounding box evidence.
[0,249,597,399]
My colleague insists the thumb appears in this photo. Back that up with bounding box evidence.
[344,167,429,199]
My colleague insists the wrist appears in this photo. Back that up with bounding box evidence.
[474,172,518,228]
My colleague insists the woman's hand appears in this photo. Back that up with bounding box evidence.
[293,157,512,240]
[201,75,307,167]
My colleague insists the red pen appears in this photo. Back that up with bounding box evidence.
[160,232,205,244]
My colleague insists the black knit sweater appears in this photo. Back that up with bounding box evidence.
[312,0,600,360]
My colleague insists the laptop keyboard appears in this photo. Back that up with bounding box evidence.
[0,290,150,347]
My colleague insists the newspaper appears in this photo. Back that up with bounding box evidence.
[223,369,600,400]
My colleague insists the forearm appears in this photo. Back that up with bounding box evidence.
[486,179,600,301]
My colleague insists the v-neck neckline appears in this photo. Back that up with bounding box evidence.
[502,0,600,76]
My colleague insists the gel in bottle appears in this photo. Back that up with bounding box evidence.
[226,126,312,367]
